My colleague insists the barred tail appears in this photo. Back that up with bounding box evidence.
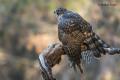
[104,47,120,55]
[90,33,120,55]
[85,32,120,57]
[85,32,110,58]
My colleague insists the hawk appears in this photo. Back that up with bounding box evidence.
[38,8,120,80]
[54,7,120,73]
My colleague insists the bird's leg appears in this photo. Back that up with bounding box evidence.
[38,43,65,80]
[80,72,85,80]
[104,47,120,55]
[77,63,85,80]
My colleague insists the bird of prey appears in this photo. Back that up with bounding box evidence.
[38,7,120,80]
[54,7,120,73]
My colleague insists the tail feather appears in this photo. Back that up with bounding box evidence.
[92,33,120,55]
[93,33,110,48]
[85,32,110,58]
[104,47,120,55]
[85,32,120,57]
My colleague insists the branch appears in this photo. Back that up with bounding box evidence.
[38,43,65,80]
[38,42,120,80]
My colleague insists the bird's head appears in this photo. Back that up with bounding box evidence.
[54,7,67,17]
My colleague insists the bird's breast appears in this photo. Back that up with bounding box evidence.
[59,30,85,46]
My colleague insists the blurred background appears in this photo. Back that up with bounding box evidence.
[0,0,120,80]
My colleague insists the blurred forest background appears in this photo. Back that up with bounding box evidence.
[0,0,120,80]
